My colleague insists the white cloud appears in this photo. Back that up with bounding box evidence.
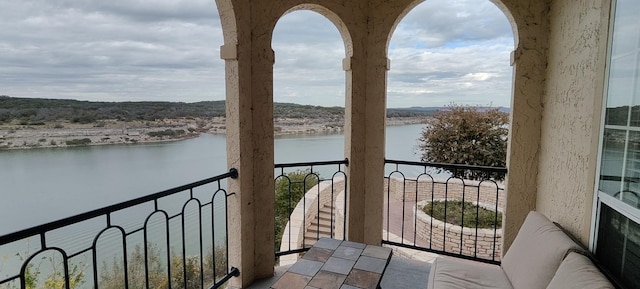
[0,0,514,108]
[388,0,514,108]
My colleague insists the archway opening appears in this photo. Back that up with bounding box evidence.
[383,0,515,263]
[272,9,348,163]
[271,8,350,261]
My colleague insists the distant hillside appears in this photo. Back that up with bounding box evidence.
[0,96,435,125]
[396,106,510,113]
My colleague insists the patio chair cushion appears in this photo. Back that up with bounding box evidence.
[501,211,583,289]
[427,256,513,289]
[546,252,614,289]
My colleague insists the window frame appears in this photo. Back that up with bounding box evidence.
[591,0,640,254]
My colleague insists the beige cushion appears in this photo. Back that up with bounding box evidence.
[501,211,582,289]
[427,256,513,289]
[546,252,614,289]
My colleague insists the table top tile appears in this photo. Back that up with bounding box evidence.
[302,247,334,263]
[362,245,393,260]
[341,240,367,249]
[332,245,364,261]
[288,259,324,277]
[308,270,347,289]
[313,238,343,250]
[353,255,388,274]
[344,268,382,289]
[271,272,312,289]
[321,256,356,275]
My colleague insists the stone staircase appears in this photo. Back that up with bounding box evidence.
[303,203,336,246]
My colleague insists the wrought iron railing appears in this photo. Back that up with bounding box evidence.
[382,159,507,265]
[0,169,239,289]
[274,159,348,258]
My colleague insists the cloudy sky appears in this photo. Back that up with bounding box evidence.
[0,0,514,108]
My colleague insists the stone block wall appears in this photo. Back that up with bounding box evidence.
[386,177,505,212]
[415,200,503,261]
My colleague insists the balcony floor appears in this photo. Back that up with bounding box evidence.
[246,254,431,289]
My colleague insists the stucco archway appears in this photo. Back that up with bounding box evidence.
[383,0,537,254]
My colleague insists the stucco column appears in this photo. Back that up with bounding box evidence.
[219,1,275,287]
[500,0,549,253]
[344,38,388,246]
[344,53,368,243]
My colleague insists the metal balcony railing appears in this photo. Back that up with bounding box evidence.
[274,159,348,259]
[383,159,507,265]
[0,169,240,289]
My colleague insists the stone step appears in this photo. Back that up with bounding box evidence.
[312,218,335,228]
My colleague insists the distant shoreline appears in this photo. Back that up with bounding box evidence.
[0,117,426,150]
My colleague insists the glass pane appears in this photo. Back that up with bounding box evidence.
[605,55,635,126]
[625,131,640,208]
[596,204,640,288]
[600,129,626,195]
[611,0,640,56]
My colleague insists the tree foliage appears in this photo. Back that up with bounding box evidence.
[0,96,435,125]
[418,105,508,180]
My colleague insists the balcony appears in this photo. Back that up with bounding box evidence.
[0,159,505,288]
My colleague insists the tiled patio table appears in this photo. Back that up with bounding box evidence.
[271,238,393,289]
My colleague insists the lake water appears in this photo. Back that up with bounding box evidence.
[0,124,424,236]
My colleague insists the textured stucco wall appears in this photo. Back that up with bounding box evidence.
[537,0,610,245]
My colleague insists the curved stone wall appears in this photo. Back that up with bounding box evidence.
[386,177,505,212]
[415,200,503,261]
[386,176,504,260]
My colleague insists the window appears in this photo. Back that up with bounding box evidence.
[595,0,640,287]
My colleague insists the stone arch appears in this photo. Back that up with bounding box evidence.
[386,0,518,54]
[276,4,354,58]
[215,0,238,47]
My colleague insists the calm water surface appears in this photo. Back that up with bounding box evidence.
[0,124,424,235]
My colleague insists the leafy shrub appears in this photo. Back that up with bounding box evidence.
[422,200,502,229]
[418,105,508,181]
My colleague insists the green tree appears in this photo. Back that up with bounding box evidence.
[274,170,319,250]
[3,253,85,289]
[418,105,508,180]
